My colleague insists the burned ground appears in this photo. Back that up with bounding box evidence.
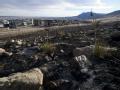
[0,21,120,90]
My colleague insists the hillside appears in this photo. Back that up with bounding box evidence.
[77,12,105,19]
[77,10,120,20]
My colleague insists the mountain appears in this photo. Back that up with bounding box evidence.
[77,10,120,20]
[107,10,120,16]
[77,12,105,20]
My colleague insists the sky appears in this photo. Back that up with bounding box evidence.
[0,0,119,17]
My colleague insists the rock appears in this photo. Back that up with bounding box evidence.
[44,55,52,61]
[45,79,77,90]
[0,68,43,90]
[60,49,64,53]
[73,45,94,57]
[20,46,40,56]
[70,55,91,82]
[16,40,23,45]
[0,48,12,56]
[0,48,6,55]
[72,55,91,69]
[11,39,15,43]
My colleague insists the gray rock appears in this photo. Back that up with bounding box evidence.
[72,55,91,70]
[20,46,40,56]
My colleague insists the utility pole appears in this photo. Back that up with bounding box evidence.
[91,9,97,46]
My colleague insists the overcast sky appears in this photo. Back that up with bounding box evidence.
[0,0,119,17]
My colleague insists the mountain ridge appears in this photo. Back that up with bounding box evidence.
[0,10,120,20]
[77,10,120,20]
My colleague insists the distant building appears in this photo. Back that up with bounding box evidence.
[3,20,9,28]
[0,21,4,28]
[33,19,53,27]
[30,19,81,27]
[0,20,17,29]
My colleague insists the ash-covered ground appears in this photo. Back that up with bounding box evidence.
[0,21,120,90]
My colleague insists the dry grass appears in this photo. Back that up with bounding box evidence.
[0,27,45,39]
[93,40,115,58]
[0,63,5,69]
[40,42,56,54]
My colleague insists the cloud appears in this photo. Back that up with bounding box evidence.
[0,0,116,16]
[0,0,110,10]
[0,0,63,9]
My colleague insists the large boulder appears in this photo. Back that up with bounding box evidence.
[0,68,43,90]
